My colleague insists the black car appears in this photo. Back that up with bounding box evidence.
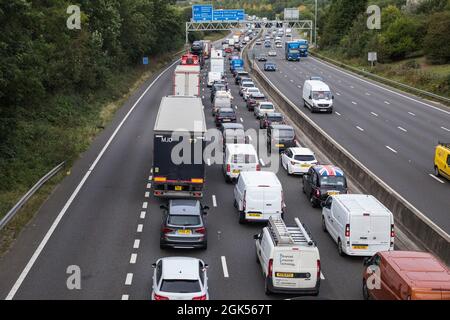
[267,124,297,153]
[211,83,227,102]
[235,71,250,84]
[302,165,348,208]
[215,108,237,126]
[264,62,277,71]
[246,93,266,111]
[260,112,284,129]
[159,200,209,249]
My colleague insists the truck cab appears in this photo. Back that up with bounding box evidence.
[285,41,301,61]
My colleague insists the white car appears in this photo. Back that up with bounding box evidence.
[243,87,261,101]
[239,81,255,96]
[268,51,277,57]
[254,101,275,119]
[151,257,209,300]
[281,147,318,175]
[223,144,260,182]
[276,43,283,48]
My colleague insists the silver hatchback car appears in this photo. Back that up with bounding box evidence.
[152,257,209,300]
[159,200,209,249]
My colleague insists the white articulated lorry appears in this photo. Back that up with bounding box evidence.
[173,65,200,97]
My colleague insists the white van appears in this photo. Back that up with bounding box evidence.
[321,194,395,257]
[234,171,285,224]
[302,80,334,113]
[254,216,320,296]
[208,72,222,87]
[223,144,260,183]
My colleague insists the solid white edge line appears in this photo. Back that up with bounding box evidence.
[212,195,217,207]
[221,256,229,278]
[4,58,180,300]
[429,174,445,184]
[311,57,450,116]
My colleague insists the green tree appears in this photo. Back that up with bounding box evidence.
[423,11,450,64]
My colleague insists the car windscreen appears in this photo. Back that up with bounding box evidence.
[312,91,332,100]
[160,280,201,293]
[267,115,283,122]
[232,154,257,164]
[319,176,346,187]
[248,89,259,93]
[294,155,316,162]
[260,104,274,109]
[214,85,226,91]
[273,129,294,139]
[168,215,201,226]
[242,83,254,87]
[219,111,235,117]
[215,99,231,108]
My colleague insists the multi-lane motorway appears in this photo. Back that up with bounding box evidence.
[0,34,448,300]
[251,39,450,234]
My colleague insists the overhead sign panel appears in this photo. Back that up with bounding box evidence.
[192,4,213,22]
[284,8,299,20]
[213,9,245,21]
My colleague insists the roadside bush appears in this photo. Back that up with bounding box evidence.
[423,11,450,64]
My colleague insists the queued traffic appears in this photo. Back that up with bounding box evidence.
[149,29,450,300]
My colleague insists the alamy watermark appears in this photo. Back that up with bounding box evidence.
[67,5,81,30]
[66,265,81,290]
[367,5,381,30]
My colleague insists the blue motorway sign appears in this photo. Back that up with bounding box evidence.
[213,9,245,21]
[192,5,213,22]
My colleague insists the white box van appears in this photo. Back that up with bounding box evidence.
[208,72,222,87]
[254,216,320,296]
[234,171,285,224]
[223,144,260,183]
[302,80,334,113]
[321,194,395,257]
[210,57,224,76]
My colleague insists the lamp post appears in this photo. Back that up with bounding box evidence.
[314,0,318,48]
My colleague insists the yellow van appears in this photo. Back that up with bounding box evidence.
[434,142,450,180]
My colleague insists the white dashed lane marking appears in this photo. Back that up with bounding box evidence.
[137,224,143,233]
[142,202,148,209]
[398,127,407,133]
[371,112,378,117]
[130,254,137,264]
[221,256,229,278]
[429,174,445,184]
[441,127,450,132]
[212,195,217,207]
[386,146,398,154]
[121,295,129,300]
[140,211,146,219]
[133,239,140,249]
[125,273,133,286]
[356,126,364,132]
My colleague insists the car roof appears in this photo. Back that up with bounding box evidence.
[169,200,200,215]
[312,165,345,177]
[380,251,450,286]
[289,147,314,156]
[219,108,234,112]
[161,257,200,280]
[270,124,293,130]
[226,143,257,154]
[221,123,244,130]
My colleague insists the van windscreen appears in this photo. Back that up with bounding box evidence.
[232,154,257,164]
[312,91,332,100]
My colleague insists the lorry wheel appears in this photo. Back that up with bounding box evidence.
[434,166,440,177]
[338,239,345,256]
[239,212,246,224]
[322,216,327,233]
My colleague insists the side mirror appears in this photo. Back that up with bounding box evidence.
[152,263,157,268]
[203,205,210,211]
[203,264,209,270]
[332,95,335,100]
[309,96,312,100]
[159,204,168,211]
[320,201,326,208]
[253,234,261,240]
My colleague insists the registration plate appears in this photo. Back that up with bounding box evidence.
[276,144,285,148]
[175,186,183,191]
[232,170,240,174]
[178,229,192,235]
[223,119,230,122]
[247,213,262,217]
[327,191,339,196]
[352,245,368,250]
[276,272,294,278]
[301,164,311,168]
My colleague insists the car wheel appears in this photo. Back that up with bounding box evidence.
[310,194,318,208]
[434,166,440,177]
[322,216,328,233]
[233,199,238,209]
[256,251,260,264]
[264,277,272,295]
[362,280,370,300]
[302,181,306,194]
[159,243,166,250]
[202,242,208,250]
[338,239,345,256]
[239,211,246,224]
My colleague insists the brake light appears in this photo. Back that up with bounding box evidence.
[192,294,207,300]
[391,224,395,238]
[154,177,167,182]
[191,178,204,184]
[243,191,246,211]
[154,294,169,300]
[226,164,230,173]
[268,259,273,277]
[345,224,350,237]
[195,227,206,234]
[256,164,261,171]
[162,227,174,234]
[315,189,320,197]
[317,260,321,280]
